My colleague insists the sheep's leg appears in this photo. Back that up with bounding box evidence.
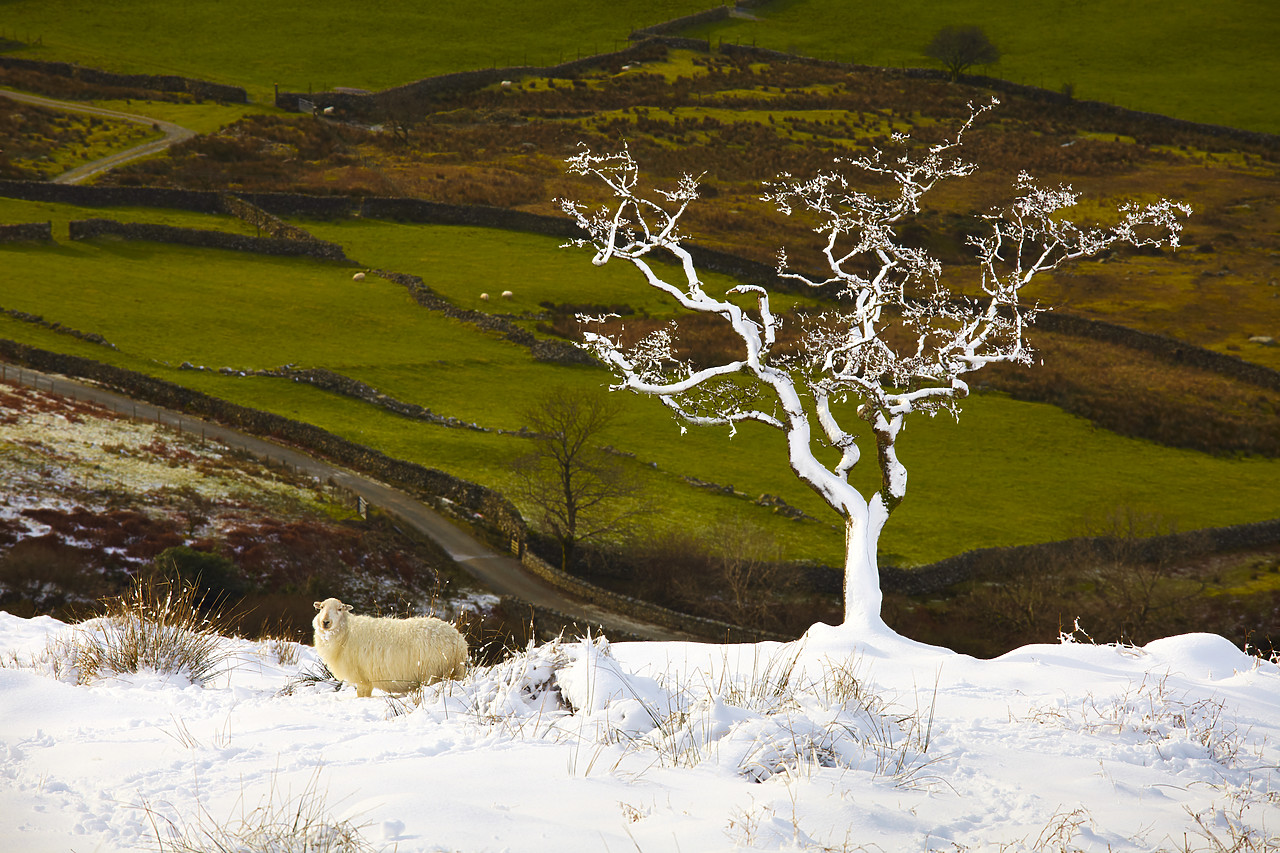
[356,682,373,698]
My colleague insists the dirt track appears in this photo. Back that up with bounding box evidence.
[0,89,195,184]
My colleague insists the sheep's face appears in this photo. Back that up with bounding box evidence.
[312,598,352,640]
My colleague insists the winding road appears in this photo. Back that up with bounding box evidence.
[0,89,195,183]
[1,364,703,642]
[0,85,711,641]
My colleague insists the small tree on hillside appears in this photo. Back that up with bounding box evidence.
[513,385,647,570]
[558,99,1190,634]
[926,25,1000,81]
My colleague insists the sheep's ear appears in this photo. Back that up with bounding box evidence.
[343,604,353,612]
[313,601,323,610]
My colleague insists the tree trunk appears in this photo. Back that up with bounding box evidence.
[841,499,889,632]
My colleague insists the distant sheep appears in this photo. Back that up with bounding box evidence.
[352,271,366,281]
[501,290,513,300]
[480,292,490,301]
[312,598,468,698]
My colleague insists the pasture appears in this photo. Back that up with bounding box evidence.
[687,0,1280,134]
[0,0,713,100]
[2,211,1279,571]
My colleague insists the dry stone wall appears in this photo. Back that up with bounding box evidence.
[2,181,1276,386]
[68,218,348,261]
[376,270,596,366]
[0,179,225,213]
[0,338,527,546]
[869,517,1280,596]
[221,194,327,242]
[0,222,52,242]
[714,44,1279,153]
[631,6,730,38]
[0,56,246,103]
[0,337,784,641]
[519,546,788,643]
[0,306,115,348]
[1033,311,1280,392]
[275,42,665,115]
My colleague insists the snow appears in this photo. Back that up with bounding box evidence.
[0,404,323,509]
[1,613,1277,851]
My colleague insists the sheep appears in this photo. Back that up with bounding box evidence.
[501,290,514,300]
[480,292,490,301]
[312,598,468,698]
[352,271,366,281]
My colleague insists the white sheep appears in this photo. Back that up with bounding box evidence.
[312,598,468,697]
[501,290,514,300]
[480,292,490,301]
[352,271,366,281]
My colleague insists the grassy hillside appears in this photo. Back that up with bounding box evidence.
[687,0,1280,134]
[0,0,712,100]
[3,216,1279,571]
[107,52,1280,375]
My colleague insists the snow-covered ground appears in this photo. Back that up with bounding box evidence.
[1,612,1277,852]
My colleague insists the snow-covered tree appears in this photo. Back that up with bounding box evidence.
[558,100,1190,634]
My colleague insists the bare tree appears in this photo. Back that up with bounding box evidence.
[559,100,1190,634]
[925,25,1000,81]
[513,385,647,570]
[1080,507,1206,643]
[710,517,783,627]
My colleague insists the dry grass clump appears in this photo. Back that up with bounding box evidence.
[142,769,375,853]
[43,576,234,687]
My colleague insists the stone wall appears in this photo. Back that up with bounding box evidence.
[2,181,1275,386]
[4,337,1277,636]
[519,546,789,643]
[631,6,730,38]
[0,306,115,348]
[376,270,596,366]
[498,594,648,643]
[221,194,328,243]
[0,222,52,242]
[179,362,491,432]
[235,192,359,221]
[356,196,582,236]
[0,56,247,103]
[0,337,784,641]
[1032,310,1280,392]
[714,44,1280,152]
[0,179,224,213]
[866,516,1280,596]
[68,218,348,261]
[275,42,665,114]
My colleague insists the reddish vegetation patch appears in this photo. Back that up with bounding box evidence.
[0,382,469,628]
[20,507,186,559]
[212,517,440,595]
[0,383,120,424]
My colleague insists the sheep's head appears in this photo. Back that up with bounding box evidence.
[313,598,353,641]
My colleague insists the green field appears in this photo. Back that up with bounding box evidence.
[0,0,713,101]
[688,0,1280,134]
[3,211,1278,569]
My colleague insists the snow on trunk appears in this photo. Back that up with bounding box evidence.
[842,498,889,633]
